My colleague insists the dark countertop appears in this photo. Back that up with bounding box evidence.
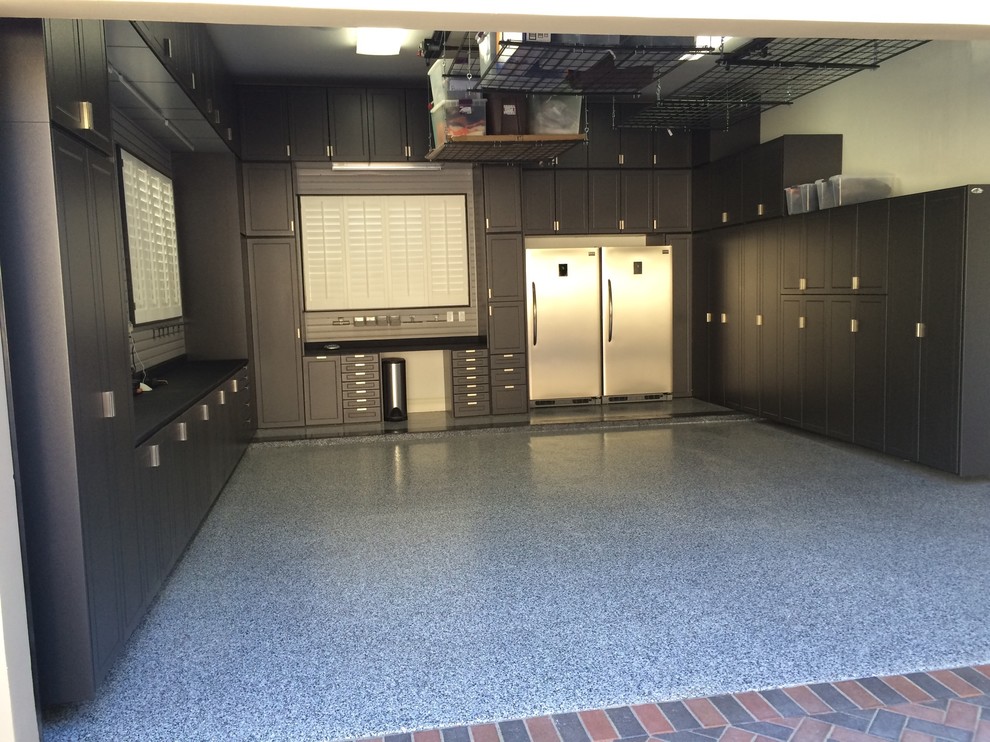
[132,358,247,445]
[304,336,486,356]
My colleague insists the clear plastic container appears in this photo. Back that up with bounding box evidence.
[816,178,836,209]
[785,183,819,215]
[431,99,487,142]
[830,175,895,205]
[428,59,479,105]
[528,95,582,134]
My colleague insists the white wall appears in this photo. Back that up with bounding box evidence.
[0,342,41,741]
[762,40,990,195]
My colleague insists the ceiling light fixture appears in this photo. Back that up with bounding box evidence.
[355,27,406,56]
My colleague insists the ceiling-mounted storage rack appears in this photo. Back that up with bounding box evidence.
[426,133,587,163]
[478,38,707,95]
[621,37,928,131]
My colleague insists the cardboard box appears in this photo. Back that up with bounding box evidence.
[486,93,528,135]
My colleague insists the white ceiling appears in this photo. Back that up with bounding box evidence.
[205,25,437,85]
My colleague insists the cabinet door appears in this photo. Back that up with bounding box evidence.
[521,169,555,234]
[854,296,886,451]
[883,195,924,461]
[720,231,742,408]
[802,298,827,434]
[238,86,289,160]
[804,210,829,291]
[780,214,804,291]
[759,221,781,419]
[486,234,525,303]
[588,170,620,233]
[586,97,621,168]
[691,162,711,231]
[739,226,761,415]
[828,205,857,292]
[288,87,330,161]
[488,302,527,355]
[691,233,711,401]
[918,188,965,472]
[248,239,305,427]
[707,236,725,405]
[328,88,369,161]
[711,155,742,226]
[78,20,111,154]
[757,138,786,219]
[856,199,889,292]
[304,357,343,425]
[405,88,431,160]
[653,169,691,232]
[483,165,522,232]
[241,163,295,236]
[368,88,408,161]
[555,170,589,234]
[652,130,692,168]
[739,146,762,221]
[52,132,123,680]
[826,296,855,441]
[618,101,652,167]
[620,170,652,232]
[780,297,803,427]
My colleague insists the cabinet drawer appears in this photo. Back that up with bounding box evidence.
[490,352,525,368]
[343,353,379,363]
[341,360,376,371]
[450,357,489,372]
[341,379,380,392]
[343,398,382,410]
[491,367,526,384]
[452,371,487,383]
[343,406,382,423]
[454,390,490,403]
[454,399,491,416]
[452,378,489,391]
[452,349,489,360]
[341,370,380,382]
[342,388,381,401]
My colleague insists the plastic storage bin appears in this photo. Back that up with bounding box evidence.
[829,175,895,206]
[528,95,582,134]
[815,178,836,209]
[785,183,819,215]
[428,58,479,105]
[431,99,487,142]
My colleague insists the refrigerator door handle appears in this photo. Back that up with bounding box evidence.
[531,282,538,346]
[607,279,614,342]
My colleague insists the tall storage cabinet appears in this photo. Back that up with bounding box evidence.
[247,239,305,427]
[0,20,138,702]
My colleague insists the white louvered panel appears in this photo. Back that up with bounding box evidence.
[343,196,388,309]
[301,196,347,310]
[121,150,182,325]
[387,196,428,307]
[426,195,469,307]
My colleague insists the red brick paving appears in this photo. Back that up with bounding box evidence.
[343,666,990,742]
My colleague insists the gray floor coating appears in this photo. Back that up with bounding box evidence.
[45,419,990,741]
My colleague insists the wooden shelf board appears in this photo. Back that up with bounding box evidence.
[426,134,587,163]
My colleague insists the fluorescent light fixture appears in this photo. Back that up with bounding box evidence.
[680,36,731,61]
[331,162,442,171]
[355,27,406,55]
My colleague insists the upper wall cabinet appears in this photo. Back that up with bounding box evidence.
[238,85,430,163]
[44,19,112,155]
[482,165,523,233]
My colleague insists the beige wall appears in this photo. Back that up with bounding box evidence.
[762,40,990,195]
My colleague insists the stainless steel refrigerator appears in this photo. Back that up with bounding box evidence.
[526,245,673,405]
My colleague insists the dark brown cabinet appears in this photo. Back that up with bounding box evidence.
[743,135,842,221]
[446,349,491,417]
[486,234,525,303]
[488,302,528,356]
[303,356,343,425]
[289,86,331,161]
[238,86,290,160]
[587,170,653,233]
[779,296,827,433]
[781,211,828,292]
[827,200,889,293]
[653,169,691,232]
[248,239,305,428]
[521,169,589,234]
[241,162,295,236]
[328,88,369,161]
[483,165,523,232]
[368,88,408,161]
[44,19,112,155]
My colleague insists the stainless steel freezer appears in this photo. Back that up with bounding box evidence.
[601,245,673,399]
[526,244,673,405]
[526,247,602,402]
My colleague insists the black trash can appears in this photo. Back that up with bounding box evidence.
[381,357,408,421]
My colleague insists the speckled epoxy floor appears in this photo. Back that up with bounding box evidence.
[44,419,990,741]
